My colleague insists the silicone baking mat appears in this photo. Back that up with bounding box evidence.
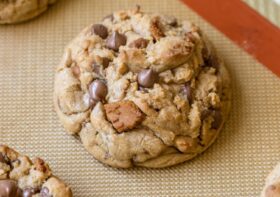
[0,0,280,196]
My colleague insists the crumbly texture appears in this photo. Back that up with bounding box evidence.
[0,0,57,24]
[261,163,280,197]
[54,7,231,168]
[0,145,72,196]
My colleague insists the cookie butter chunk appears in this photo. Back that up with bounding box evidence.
[104,101,144,132]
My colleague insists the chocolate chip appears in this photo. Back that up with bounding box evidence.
[102,57,111,68]
[91,24,108,39]
[0,180,22,197]
[201,109,222,129]
[106,31,127,52]
[89,80,108,101]
[23,187,40,197]
[201,109,212,121]
[203,53,220,70]
[137,69,158,88]
[89,98,98,108]
[0,153,6,163]
[71,65,80,78]
[128,38,149,49]
[209,55,219,69]
[40,187,52,197]
[182,83,192,102]
[0,153,10,165]
[202,46,210,60]
[169,18,178,27]
[211,110,222,129]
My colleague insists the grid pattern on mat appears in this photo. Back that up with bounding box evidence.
[0,0,280,196]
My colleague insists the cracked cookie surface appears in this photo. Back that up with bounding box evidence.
[54,7,231,168]
[0,145,72,197]
[0,0,57,24]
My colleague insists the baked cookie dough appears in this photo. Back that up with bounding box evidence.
[0,0,57,24]
[261,163,280,197]
[54,7,231,168]
[0,145,72,197]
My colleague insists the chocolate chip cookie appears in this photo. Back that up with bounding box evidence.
[54,7,231,168]
[0,0,57,24]
[261,163,280,197]
[0,145,72,196]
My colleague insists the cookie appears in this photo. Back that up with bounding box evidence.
[0,0,57,24]
[261,163,280,197]
[54,7,231,168]
[0,145,72,196]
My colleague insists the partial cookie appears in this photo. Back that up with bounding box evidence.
[0,0,57,24]
[54,7,231,168]
[261,163,280,197]
[0,145,72,197]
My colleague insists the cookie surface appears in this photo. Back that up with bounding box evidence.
[54,7,231,168]
[261,163,280,197]
[0,0,57,24]
[0,145,72,196]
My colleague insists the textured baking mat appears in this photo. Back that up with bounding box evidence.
[0,0,280,196]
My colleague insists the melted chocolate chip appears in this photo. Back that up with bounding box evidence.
[89,80,108,101]
[182,83,192,102]
[0,180,22,197]
[137,69,158,88]
[91,24,108,39]
[102,57,111,68]
[128,38,149,49]
[201,109,212,121]
[40,187,52,197]
[211,110,222,129]
[202,46,210,60]
[0,153,6,163]
[23,187,40,197]
[106,31,127,52]
[201,109,222,129]
[202,52,220,71]
[169,18,178,27]
[89,98,98,108]
[0,153,10,165]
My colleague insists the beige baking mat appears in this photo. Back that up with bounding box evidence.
[0,0,280,196]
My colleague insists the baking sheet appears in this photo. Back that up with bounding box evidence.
[0,0,280,196]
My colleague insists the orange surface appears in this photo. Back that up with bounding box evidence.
[182,0,280,77]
